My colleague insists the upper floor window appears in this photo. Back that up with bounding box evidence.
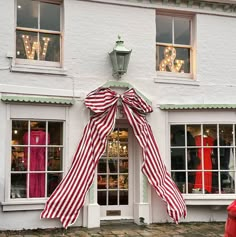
[156,14,192,74]
[171,124,235,195]
[15,0,62,67]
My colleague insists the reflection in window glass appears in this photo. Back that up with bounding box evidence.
[174,17,190,45]
[17,0,38,28]
[156,15,172,43]
[171,124,235,195]
[11,120,64,199]
[40,2,60,31]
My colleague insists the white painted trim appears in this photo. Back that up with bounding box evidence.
[154,77,200,86]
[11,64,67,75]
[1,201,45,212]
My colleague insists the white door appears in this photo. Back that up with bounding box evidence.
[97,124,134,220]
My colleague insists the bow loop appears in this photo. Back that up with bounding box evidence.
[122,88,153,114]
[85,87,119,113]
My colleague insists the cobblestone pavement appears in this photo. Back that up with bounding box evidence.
[0,222,226,237]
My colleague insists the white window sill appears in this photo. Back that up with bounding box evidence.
[1,200,46,212]
[11,64,67,76]
[154,72,200,86]
[184,194,235,206]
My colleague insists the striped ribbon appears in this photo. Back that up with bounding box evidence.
[41,87,186,228]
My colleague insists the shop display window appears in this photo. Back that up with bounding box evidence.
[171,124,235,194]
[11,120,64,199]
[97,128,129,206]
[15,0,62,66]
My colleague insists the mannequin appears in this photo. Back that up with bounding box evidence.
[23,129,50,197]
[194,134,214,193]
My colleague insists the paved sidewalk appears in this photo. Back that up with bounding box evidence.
[0,222,226,237]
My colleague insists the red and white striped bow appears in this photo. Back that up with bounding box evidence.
[41,87,186,228]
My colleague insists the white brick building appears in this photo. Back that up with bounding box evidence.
[1,0,236,230]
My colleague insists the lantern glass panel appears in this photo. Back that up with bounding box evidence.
[117,54,125,72]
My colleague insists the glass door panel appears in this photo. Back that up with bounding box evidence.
[97,126,133,219]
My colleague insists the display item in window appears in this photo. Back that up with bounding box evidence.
[23,129,50,198]
[194,135,214,193]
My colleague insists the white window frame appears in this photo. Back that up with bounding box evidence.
[13,0,64,74]
[2,104,67,211]
[155,11,196,83]
[168,110,236,206]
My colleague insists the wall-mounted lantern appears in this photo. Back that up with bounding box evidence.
[109,36,132,79]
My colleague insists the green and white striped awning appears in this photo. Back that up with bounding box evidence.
[159,104,236,110]
[1,95,74,105]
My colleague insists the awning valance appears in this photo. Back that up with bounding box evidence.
[159,104,236,110]
[1,95,74,105]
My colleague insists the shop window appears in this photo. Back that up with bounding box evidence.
[156,14,192,74]
[15,0,62,67]
[11,120,64,199]
[171,124,235,195]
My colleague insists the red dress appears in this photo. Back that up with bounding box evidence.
[194,135,213,193]
[24,131,50,198]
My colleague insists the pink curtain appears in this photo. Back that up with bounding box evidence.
[41,87,186,228]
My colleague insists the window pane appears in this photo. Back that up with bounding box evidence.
[119,159,128,173]
[108,191,118,205]
[98,175,107,189]
[48,122,63,145]
[120,191,128,205]
[219,124,233,146]
[98,191,106,205]
[108,159,117,173]
[171,125,185,146]
[109,175,118,189]
[171,148,185,170]
[11,174,26,198]
[39,33,60,62]
[174,17,190,45]
[188,171,197,189]
[11,147,26,171]
[157,46,190,73]
[119,175,128,189]
[17,0,38,28]
[47,173,62,196]
[40,2,60,31]
[12,120,28,145]
[30,121,46,133]
[156,15,172,43]
[16,30,38,60]
[98,159,107,173]
[120,143,128,157]
[29,173,45,197]
[187,125,201,145]
[48,147,63,171]
[172,172,186,193]
[187,148,199,170]
[175,47,190,73]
